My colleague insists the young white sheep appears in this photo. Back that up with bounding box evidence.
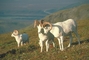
[11,30,29,47]
[34,20,55,52]
[41,19,80,51]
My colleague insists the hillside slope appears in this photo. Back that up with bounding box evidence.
[0,19,89,60]
[0,4,89,60]
[42,4,89,22]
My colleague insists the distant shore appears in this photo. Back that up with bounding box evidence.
[0,19,34,34]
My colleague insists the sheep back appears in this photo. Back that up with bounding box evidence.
[20,33,29,43]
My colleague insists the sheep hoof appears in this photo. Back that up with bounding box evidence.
[61,49,64,51]
[60,48,64,51]
[67,44,71,47]
[67,46,70,47]
[40,51,42,53]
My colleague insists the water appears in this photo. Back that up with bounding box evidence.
[0,14,45,21]
[0,12,48,34]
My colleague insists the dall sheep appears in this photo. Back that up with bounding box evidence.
[11,30,29,47]
[34,20,55,52]
[40,19,80,51]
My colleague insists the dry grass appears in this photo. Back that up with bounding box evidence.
[0,20,89,60]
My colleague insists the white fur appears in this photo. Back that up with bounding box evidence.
[43,19,80,51]
[11,32,29,47]
[37,24,55,52]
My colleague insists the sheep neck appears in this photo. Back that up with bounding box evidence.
[14,35,22,41]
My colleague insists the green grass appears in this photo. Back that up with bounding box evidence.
[0,20,89,60]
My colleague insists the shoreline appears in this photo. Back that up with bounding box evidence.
[0,19,34,34]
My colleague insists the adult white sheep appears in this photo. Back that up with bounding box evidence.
[40,19,80,51]
[34,20,55,52]
[11,30,29,47]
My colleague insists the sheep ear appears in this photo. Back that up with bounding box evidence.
[39,20,44,27]
[40,20,44,24]
[34,20,39,28]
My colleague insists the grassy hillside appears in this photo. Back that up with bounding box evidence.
[0,4,89,60]
[42,4,89,22]
[0,19,89,60]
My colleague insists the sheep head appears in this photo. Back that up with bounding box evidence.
[11,30,19,37]
[39,20,52,34]
[34,20,52,33]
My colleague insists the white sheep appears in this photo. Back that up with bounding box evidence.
[34,20,55,52]
[40,19,80,51]
[11,30,29,47]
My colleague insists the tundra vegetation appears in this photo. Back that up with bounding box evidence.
[0,4,89,60]
[0,20,89,60]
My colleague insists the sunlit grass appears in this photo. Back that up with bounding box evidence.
[0,20,89,60]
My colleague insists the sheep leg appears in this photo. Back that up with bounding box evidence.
[74,31,80,45]
[60,36,64,51]
[45,40,49,52]
[68,34,73,47]
[58,36,64,51]
[39,40,43,52]
[17,42,20,47]
[58,38,61,50]
[52,41,55,47]
[21,41,23,46]
[24,43,26,45]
